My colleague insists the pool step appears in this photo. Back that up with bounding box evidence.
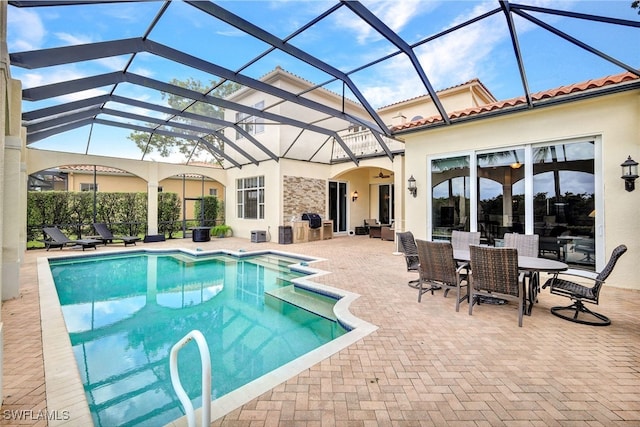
[169,254,197,266]
[265,285,337,321]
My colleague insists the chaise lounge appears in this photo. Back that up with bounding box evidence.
[42,227,101,251]
[93,223,141,246]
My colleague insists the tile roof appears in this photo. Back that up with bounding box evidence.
[391,72,640,132]
[59,165,130,174]
[377,78,496,111]
[59,162,221,175]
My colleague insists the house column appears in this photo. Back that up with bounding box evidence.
[3,135,24,300]
[392,154,405,234]
[147,165,159,235]
[147,182,159,235]
[2,62,24,302]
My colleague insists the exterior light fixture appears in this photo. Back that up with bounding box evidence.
[352,190,358,202]
[407,175,417,198]
[621,155,638,192]
[510,151,522,169]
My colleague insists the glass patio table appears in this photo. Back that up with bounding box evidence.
[453,249,568,315]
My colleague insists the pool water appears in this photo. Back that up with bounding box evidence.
[49,251,348,426]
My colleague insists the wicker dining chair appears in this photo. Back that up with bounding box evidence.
[451,230,481,250]
[416,239,468,311]
[451,230,480,277]
[469,245,524,327]
[503,233,539,257]
[396,231,420,288]
[504,232,540,309]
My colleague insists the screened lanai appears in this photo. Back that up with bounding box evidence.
[8,0,639,168]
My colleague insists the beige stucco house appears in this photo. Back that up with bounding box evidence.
[5,65,640,299]
[1,1,639,411]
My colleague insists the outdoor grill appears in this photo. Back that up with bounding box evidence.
[301,213,322,229]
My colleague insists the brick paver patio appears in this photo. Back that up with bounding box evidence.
[2,235,640,426]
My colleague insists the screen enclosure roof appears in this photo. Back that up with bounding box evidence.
[8,0,640,169]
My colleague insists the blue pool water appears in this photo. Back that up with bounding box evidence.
[48,251,348,426]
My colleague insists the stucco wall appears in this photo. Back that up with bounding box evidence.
[402,90,640,289]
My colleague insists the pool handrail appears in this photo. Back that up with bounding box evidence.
[169,330,212,427]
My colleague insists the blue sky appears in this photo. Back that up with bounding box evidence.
[7,0,639,162]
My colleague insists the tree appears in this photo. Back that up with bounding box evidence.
[127,78,240,161]
[633,1,640,14]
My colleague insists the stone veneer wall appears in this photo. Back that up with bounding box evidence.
[282,176,327,224]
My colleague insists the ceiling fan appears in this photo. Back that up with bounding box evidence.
[373,170,393,179]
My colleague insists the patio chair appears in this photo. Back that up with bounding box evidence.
[504,233,539,257]
[451,230,481,250]
[468,245,524,327]
[396,231,420,288]
[363,218,378,230]
[42,227,101,251]
[504,232,541,312]
[381,222,395,241]
[93,223,141,246]
[451,230,480,277]
[543,244,627,326]
[416,239,468,311]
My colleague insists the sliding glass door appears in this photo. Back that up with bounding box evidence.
[429,140,595,268]
[431,155,471,240]
[477,148,525,245]
[328,181,348,233]
[533,141,595,266]
[378,184,394,225]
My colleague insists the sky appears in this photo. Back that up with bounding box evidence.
[6,0,640,162]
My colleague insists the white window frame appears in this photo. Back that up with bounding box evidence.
[236,101,265,139]
[237,176,265,219]
[80,183,98,192]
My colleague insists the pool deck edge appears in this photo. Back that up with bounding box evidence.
[37,257,93,426]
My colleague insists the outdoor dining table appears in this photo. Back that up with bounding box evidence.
[453,249,568,315]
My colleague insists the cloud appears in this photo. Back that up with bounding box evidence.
[7,8,46,51]
[351,0,576,107]
[54,32,93,46]
[335,0,417,44]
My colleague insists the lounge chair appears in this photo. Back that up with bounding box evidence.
[42,227,101,251]
[93,223,141,246]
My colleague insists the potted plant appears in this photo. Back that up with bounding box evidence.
[212,224,232,238]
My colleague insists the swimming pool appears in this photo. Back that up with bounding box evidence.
[39,248,376,426]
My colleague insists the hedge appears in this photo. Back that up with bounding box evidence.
[27,191,180,242]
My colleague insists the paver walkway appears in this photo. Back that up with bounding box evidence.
[2,235,640,426]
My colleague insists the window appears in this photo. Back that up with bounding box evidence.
[236,101,265,139]
[431,155,470,239]
[209,188,218,197]
[80,183,98,191]
[237,176,264,219]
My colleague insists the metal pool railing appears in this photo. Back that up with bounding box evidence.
[170,330,212,427]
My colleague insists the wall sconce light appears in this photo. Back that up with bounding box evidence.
[407,175,417,198]
[621,155,638,192]
[351,190,358,202]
